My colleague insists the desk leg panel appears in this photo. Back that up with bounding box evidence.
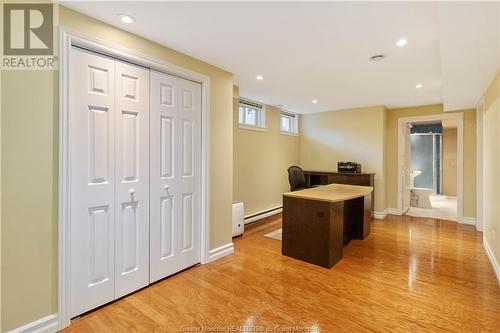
[363,194,372,238]
[282,197,344,268]
[344,194,372,240]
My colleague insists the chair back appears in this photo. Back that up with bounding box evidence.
[287,166,307,191]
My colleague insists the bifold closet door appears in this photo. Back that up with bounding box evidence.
[149,70,202,283]
[114,61,150,299]
[69,47,150,317]
[70,47,116,317]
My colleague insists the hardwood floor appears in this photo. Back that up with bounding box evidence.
[63,214,500,332]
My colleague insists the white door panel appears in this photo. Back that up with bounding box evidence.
[114,61,150,298]
[177,79,201,271]
[150,71,179,281]
[150,71,201,282]
[70,48,116,317]
[70,49,151,316]
[70,48,202,316]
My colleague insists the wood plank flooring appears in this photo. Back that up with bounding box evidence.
[63,214,500,332]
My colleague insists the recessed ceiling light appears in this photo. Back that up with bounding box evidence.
[396,39,408,47]
[415,84,423,89]
[118,14,135,24]
[256,75,264,80]
[369,53,386,61]
[312,99,318,104]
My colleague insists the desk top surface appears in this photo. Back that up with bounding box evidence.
[283,183,373,203]
[303,170,375,176]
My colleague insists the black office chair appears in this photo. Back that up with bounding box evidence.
[287,166,308,191]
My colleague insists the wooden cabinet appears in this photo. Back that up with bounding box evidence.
[282,186,372,268]
[304,171,375,214]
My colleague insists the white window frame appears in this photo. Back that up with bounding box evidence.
[238,99,266,131]
[280,110,299,136]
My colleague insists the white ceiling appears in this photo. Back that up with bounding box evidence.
[62,1,499,114]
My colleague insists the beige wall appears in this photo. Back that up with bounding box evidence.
[0,36,2,332]
[1,6,233,332]
[442,128,457,196]
[233,88,300,216]
[483,70,500,279]
[385,105,476,217]
[299,106,387,212]
[298,104,475,216]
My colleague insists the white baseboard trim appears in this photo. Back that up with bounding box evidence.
[387,208,403,215]
[459,217,476,226]
[7,314,58,333]
[373,209,387,219]
[483,237,500,285]
[244,206,282,224]
[207,242,234,263]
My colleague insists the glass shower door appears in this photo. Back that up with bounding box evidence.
[411,134,434,189]
[410,133,442,193]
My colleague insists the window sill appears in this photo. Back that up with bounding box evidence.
[280,131,299,137]
[239,125,267,132]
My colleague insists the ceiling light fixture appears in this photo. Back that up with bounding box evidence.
[118,14,135,24]
[396,39,408,47]
[415,84,423,89]
[312,99,318,104]
[256,75,264,80]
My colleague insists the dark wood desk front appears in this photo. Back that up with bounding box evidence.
[303,171,375,214]
[282,184,373,269]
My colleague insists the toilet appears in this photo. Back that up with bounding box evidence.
[409,171,433,208]
[410,188,433,208]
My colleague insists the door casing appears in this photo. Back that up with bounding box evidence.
[59,28,211,330]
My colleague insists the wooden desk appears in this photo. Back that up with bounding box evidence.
[282,184,373,268]
[303,170,375,214]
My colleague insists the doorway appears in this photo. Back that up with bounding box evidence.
[405,122,457,221]
[397,113,463,222]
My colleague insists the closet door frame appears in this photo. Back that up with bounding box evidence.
[58,29,212,330]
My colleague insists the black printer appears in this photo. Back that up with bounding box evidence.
[337,162,361,173]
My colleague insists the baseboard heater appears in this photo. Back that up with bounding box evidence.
[244,206,283,225]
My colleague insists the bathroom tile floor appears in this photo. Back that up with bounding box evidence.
[406,195,457,221]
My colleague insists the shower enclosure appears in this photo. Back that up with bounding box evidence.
[410,133,442,194]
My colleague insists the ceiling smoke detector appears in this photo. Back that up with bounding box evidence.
[369,53,386,61]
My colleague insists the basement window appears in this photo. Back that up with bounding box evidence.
[280,111,299,135]
[239,99,266,130]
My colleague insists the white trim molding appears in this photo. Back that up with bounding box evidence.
[373,209,388,219]
[397,113,464,221]
[244,206,282,224]
[387,208,403,216]
[207,243,234,263]
[58,28,212,330]
[476,96,485,232]
[460,217,477,227]
[7,314,58,333]
[475,222,484,232]
[484,238,500,284]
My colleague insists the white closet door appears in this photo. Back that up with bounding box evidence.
[150,71,201,283]
[70,47,116,316]
[114,61,150,298]
[176,78,202,271]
